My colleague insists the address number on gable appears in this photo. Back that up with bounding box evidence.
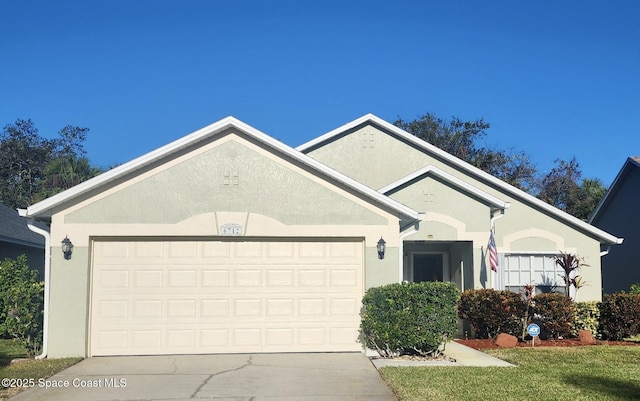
[220,223,243,236]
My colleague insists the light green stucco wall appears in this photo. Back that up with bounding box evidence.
[47,246,89,358]
[45,131,408,357]
[307,123,607,301]
[307,124,434,190]
[388,175,491,234]
[365,247,399,289]
[66,140,385,226]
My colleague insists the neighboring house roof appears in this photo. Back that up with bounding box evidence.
[298,113,623,245]
[24,116,421,223]
[590,156,640,223]
[0,203,46,248]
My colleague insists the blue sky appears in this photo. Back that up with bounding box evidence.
[2,1,638,186]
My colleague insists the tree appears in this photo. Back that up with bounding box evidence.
[576,178,607,221]
[394,113,538,191]
[538,158,607,220]
[394,113,490,161]
[473,148,538,192]
[0,119,102,208]
[0,120,55,208]
[35,155,103,202]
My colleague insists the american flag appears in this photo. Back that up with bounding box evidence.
[489,229,498,272]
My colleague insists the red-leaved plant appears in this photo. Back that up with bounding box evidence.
[553,252,589,299]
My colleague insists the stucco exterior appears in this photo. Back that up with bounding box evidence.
[26,119,418,357]
[23,115,621,357]
[300,116,621,301]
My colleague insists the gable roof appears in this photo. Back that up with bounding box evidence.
[24,116,420,223]
[0,203,46,248]
[298,114,623,245]
[378,164,511,210]
[590,156,640,224]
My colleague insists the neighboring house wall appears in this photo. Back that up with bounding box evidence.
[590,157,640,293]
[0,203,45,278]
[0,242,45,278]
[303,121,610,301]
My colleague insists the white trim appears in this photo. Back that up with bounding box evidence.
[501,252,567,296]
[299,113,622,245]
[25,117,420,222]
[378,164,510,210]
[18,209,50,360]
[296,114,377,151]
[398,218,422,282]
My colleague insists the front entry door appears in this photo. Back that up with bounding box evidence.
[412,254,448,282]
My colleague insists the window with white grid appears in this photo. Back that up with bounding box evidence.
[502,254,565,295]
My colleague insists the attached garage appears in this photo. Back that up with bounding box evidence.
[23,117,420,358]
[90,239,364,356]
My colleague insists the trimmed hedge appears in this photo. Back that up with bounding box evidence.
[360,281,459,358]
[458,289,640,341]
[572,301,600,337]
[531,293,575,339]
[458,289,526,338]
[599,293,640,340]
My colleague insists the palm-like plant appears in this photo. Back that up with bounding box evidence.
[35,155,104,201]
[553,252,589,299]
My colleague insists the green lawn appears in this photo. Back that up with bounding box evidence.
[380,346,640,401]
[0,339,82,401]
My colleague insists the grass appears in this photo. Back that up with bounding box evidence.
[0,339,82,401]
[380,346,640,401]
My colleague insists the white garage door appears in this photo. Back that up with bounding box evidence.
[90,239,364,356]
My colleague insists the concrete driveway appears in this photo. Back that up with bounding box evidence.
[9,353,397,401]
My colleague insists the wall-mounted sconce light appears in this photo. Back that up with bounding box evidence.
[61,236,73,260]
[377,237,386,259]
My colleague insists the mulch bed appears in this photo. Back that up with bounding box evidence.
[456,338,640,350]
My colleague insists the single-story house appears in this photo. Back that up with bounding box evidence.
[0,202,46,278]
[21,115,622,358]
[589,156,639,293]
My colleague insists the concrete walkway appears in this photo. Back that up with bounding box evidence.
[370,341,515,368]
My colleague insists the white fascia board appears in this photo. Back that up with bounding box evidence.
[378,165,510,210]
[26,116,420,223]
[302,113,623,245]
[296,114,377,152]
[234,118,421,221]
[26,116,242,219]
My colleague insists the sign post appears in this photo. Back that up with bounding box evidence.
[527,323,540,347]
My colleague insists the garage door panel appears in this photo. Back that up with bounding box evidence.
[90,240,363,355]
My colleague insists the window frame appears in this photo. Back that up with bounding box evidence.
[497,252,565,295]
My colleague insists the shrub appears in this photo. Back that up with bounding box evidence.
[360,281,459,358]
[630,283,640,295]
[552,252,589,299]
[572,301,600,337]
[599,293,640,340]
[0,255,44,357]
[458,289,526,338]
[530,293,575,339]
